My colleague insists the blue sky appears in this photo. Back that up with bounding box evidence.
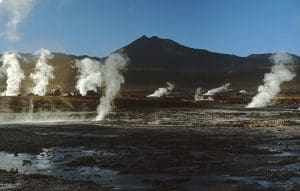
[0,0,299,57]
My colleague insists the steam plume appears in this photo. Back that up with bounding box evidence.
[96,53,128,121]
[239,89,248,95]
[194,87,204,101]
[0,52,25,96]
[30,48,54,96]
[204,83,231,96]
[0,0,36,42]
[246,53,296,108]
[75,58,102,96]
[75,53,128,120]
[147,82,175,97]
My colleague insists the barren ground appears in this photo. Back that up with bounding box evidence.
[0,101,299,191]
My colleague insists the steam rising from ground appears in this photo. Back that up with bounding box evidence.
[203,83,231,96]
[194,87,204,101]
[0,0,36,42]
[75,58,102,96]
[147,82,175,97]
[246,53,296,108]
[194,83,230,101]
[30,48,54,96]
[75,53,128,121]
[96,53,127,121]
[0,52,25,96]
[239,89,248,95]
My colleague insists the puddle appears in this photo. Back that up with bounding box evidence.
[184,175,300,191]
[272,151,300,157]
[35,131,120,138]
[282,162,300,171]
[0,148,152,189]
[35,131,80,136]
[3,147,298,190]
[183,175,257,191]
[257,179,299,189]
[254,144,300,157]
[0,183,21,190]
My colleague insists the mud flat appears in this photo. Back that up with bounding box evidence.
[0,106,299,191]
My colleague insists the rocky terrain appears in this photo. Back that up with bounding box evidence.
[0,107,299,191]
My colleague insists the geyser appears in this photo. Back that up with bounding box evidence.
[196,83,231,100]
[75,52,128,121]
[96,53,128,121]
[147,82,175,97]
[203,83,231,96]
[194,87,204,101]
[246,53,296,108]
[30,48,54,96]
[74,58,102,96]
[239,89,248,95]
[0,52,25,96]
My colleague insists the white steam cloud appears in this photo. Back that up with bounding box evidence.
[0,52,25,96]
[75,58,102,96]
[239,89,248,95]
[246,53,296,108]
[75,53,128,121]
[147,82,175,97]
[96,53,127,121]
[204,83,231,96]
[30,48,54,96]
[0,0,36,42]
[193,83,230,101]
[194,87,204,101]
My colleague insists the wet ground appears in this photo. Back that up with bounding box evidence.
[0,106,299,190]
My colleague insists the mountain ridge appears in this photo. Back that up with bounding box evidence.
[120,35,299,71]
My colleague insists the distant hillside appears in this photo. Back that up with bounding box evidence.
[121,35,299,71]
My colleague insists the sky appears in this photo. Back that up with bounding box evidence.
[0,0,299,57]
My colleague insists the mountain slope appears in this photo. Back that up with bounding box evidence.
[122,35,299,71]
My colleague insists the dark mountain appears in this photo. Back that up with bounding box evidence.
[121,35,299,71]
